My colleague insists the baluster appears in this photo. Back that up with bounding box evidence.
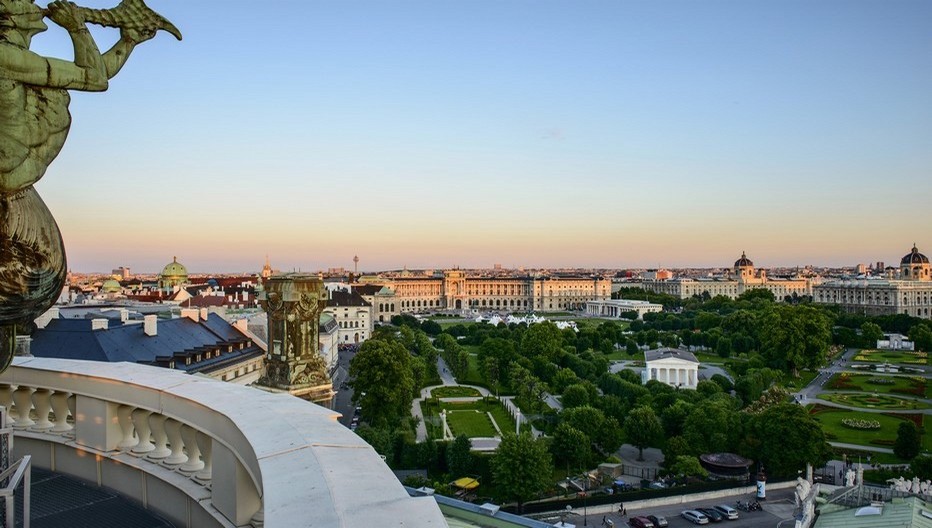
[147,414,171,459]
[31,388,53,430]
[131,409,155,454]
[49,391,72,432]
[194,431,212,482]
[163,419,188,466]
[116,405,137,450]
[0,384,15,419]
[12,386,35,428]
[179,425,204,473]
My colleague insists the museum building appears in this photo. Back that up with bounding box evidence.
[814,245,932,319]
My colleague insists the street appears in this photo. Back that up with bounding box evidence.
[331,345,359,427]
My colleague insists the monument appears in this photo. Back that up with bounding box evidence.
[257,274,334,404]
[0,0,179,371]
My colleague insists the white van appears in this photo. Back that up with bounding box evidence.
[712,504,739,520]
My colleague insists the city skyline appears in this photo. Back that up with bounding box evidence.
[30,0,932,272]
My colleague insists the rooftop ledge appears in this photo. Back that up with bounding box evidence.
[0,357,446,527]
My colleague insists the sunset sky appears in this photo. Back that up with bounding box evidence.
[28,0,932,273]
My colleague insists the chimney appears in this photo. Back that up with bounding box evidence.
[34,307,59,329]
[144,314,157,336]
[91,318,109,331]
[119,308,129,323]
[181,308,199,322]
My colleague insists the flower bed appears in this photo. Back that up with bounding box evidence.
[842,418,881,430]
[867,378,895,385]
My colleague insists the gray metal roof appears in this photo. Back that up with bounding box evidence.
[644,348,699,363]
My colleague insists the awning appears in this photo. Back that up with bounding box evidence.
[452,477,480,490]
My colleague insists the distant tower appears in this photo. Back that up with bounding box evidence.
[257,274,333,404]
[261,255,273,279]
[353,255,359,274]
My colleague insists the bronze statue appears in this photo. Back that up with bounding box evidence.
[0,0,179,369]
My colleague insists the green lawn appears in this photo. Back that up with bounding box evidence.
[430,386,482,398]
[783,370,819,390]
[826,373,930,398]
[808,405,931,451]
[852,349,928,366]
[446,410,498,437]
[820,392,930,410]
[421,398,517,440]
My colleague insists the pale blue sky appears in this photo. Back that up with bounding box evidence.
[28,0,932,273]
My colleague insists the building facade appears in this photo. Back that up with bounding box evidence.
[585,299,663,319]
[814,245,932,319]
[641,252,820,301]
[642,348,700,389]
[363,270,611,315]
[323,289,374,344]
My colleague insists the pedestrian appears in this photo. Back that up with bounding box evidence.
[623,507,627,517]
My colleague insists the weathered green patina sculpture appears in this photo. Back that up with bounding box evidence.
[0,0,179,370]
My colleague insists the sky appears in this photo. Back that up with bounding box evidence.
[24,0,932,273]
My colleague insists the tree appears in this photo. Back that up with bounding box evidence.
[421,319,442,336]
[683,398,742,454]
[520,322,564,361]
[669,456,709,479]
[745,403,829,478]
[625,406,663,461]
[561,383,591,408]
[447,434,474,477]
[349,338,414,427]
[895,421,922,460]
[491,433,553,512]
[911,455,932,480]
[759,305,832,377]
[715,337,732,359]
[663,436,693,467]
[860,322,884,348]
[626,339,640,355]
[551,423,590,470]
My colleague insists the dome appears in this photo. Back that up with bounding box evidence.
[100,279,121,293]
[901,245,929,265]
[734,251,754,268]
[160,256,188,279]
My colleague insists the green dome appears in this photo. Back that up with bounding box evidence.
[101,279,121,293]
[159,256,188,282]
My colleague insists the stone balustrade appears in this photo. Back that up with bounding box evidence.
[0,357,446,527]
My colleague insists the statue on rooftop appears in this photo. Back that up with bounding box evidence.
[0,0,179,369]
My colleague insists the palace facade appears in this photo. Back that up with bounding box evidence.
[357,270,611,322]
[814,245,932,319]
[640,252,821,301]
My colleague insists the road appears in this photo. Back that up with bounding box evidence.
[332,345,359,427]
[542,488,796,528]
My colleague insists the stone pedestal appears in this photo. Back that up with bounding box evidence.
[257,274,334,404]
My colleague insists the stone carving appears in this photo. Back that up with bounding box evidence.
[258,275,332,396]
[0,0,178,367]
[845,468,856,487]
[794,477,812,507]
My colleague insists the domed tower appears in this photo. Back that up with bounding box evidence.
[158,256,189,290]
[734,251,755,282]
[900,244,931,281]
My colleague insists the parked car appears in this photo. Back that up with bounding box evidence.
[681,510,710,525]
[698,508,724,522]
[712,505,739,520]
[647,514,668,527]
[629,517,655,528]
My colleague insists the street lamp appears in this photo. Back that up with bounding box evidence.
[581,471,589,526]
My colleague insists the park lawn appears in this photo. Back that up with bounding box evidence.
[431,386,482,398]
[424,399,516,438]
[809,405,932,452]
[852,349,928,366]
[783,370,819,390]
[461,353,487,387]
[446,410,498,437]
[826,373,931,398]
[820,393,930,411]
[692,352,728,364]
